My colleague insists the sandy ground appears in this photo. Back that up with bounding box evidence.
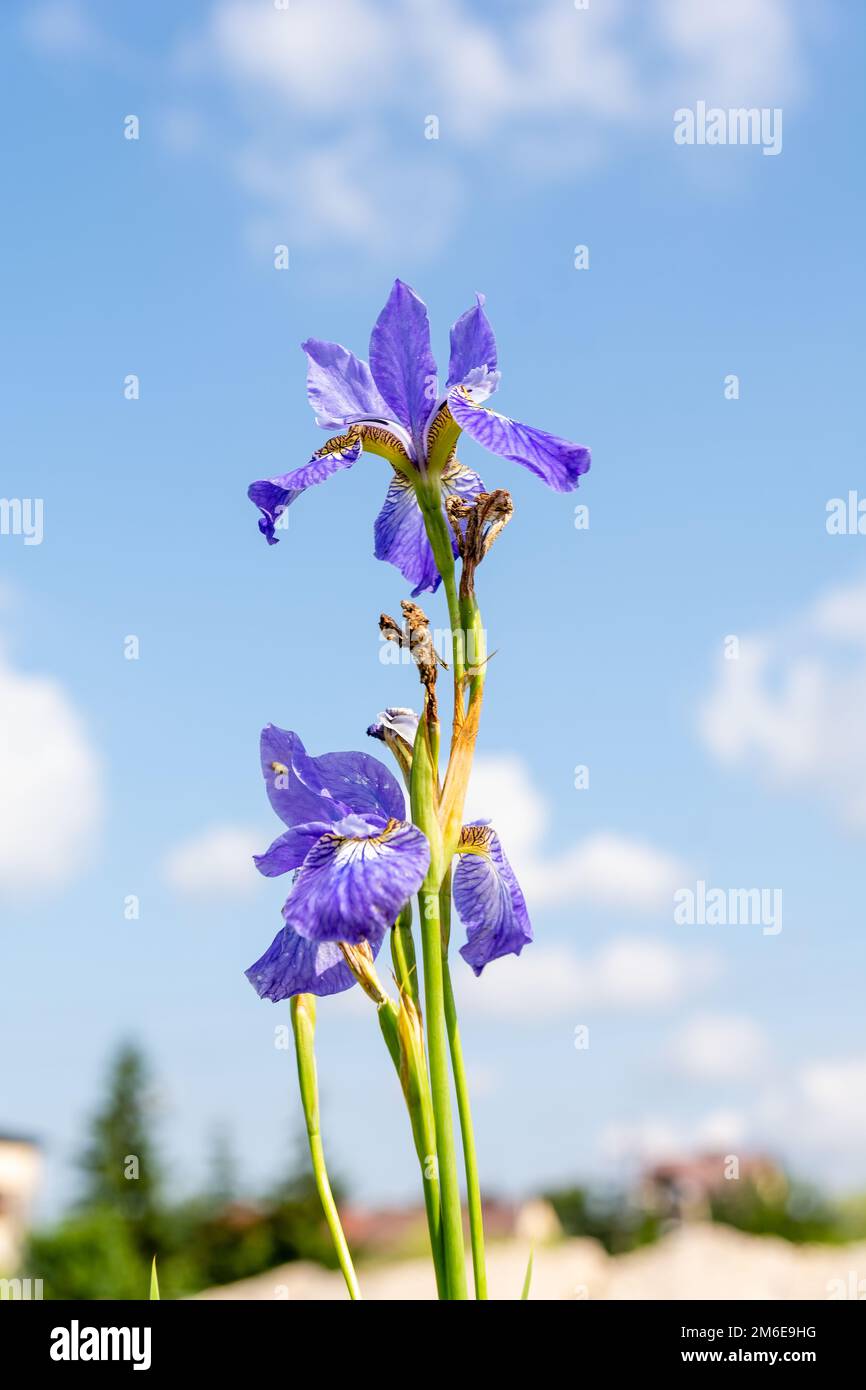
[197,1223,866,1300]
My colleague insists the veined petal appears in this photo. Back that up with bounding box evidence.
[448,387,591,493]
[284,813,429,945]
[302,338,392,429]
[447,292,499,391]
[454,822,532,975]
[369,280,438,444]
[253,821,332,878]
[374,457,487,596]
[311,750,406,822]
[248,430,362,543]
[245,921,384,1001]
[261,727,349,827]
[374,473,440,597]
[260,727,405,828]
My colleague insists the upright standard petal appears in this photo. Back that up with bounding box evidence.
[446,292,498,389]
[369,280,438,445]
[374,458,486,596]
[283,813,429,945]
[246,922,384,1001]
[448,387,591,493]
[302,339,393,430]
[260,727,350,827]
[454,823,533,975]
[260,727,405,828]
[311,750,406,823]
[248,430,362,543]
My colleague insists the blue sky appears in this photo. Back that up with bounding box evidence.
[1,0,865,1219]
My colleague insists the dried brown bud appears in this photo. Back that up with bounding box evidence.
[379,602,444,719]
[446,488,514,596]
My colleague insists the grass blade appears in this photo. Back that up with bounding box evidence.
[520,1248,534,1301]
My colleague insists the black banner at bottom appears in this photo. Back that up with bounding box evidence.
[2,1298,862,1373]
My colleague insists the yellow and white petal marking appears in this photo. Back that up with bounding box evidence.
[457,823,494,856]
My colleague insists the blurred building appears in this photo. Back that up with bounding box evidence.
[0,1133,40,1271]
[640,1152,785,1222]
[341,1197,561,1254]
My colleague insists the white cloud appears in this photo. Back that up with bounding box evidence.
[669,1012,770,1082]
[751,1055,866,1186]
[789,1057,866,1150]
[655,0,802,105]
[231,128,460,260]
[0,642,102,890]
[23,1,96,55]
[601,1053,866,1186]
[164,0,811,255]
[809,581,866,644]
[22,0,117,61]
[464,753,687,912]
[164,824,264,898]
[700,579,866,831]
[209,0,394,106]
[601,1107,746,1165]
[456,938,720,1020]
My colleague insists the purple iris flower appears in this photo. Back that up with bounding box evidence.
[245,726,430,1001]
[248,280,591,595]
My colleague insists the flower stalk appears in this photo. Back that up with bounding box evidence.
[440,870,488,1299]
[290,994,361,1301]
[411,705,468,1299]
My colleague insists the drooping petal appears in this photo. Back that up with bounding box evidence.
[446,292,498,390]
[245,920,385,1001]
[302,339,392,430]
[374,458,486,596]
[248,430,362,543]
[260,727,405,828]
[454,822,533,975]
[373,474,440,597]
[253,821,333,878]
[447,387,591,493]
[283,813,429,945]
[369,280,438,444]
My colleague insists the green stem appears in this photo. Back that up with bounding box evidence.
[377,998,447,1298]
[290,995,361,1301]
[440,873,488,1299]
[411,718,467,1299]
[459,589,487,711]
[418,885,467,1298]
